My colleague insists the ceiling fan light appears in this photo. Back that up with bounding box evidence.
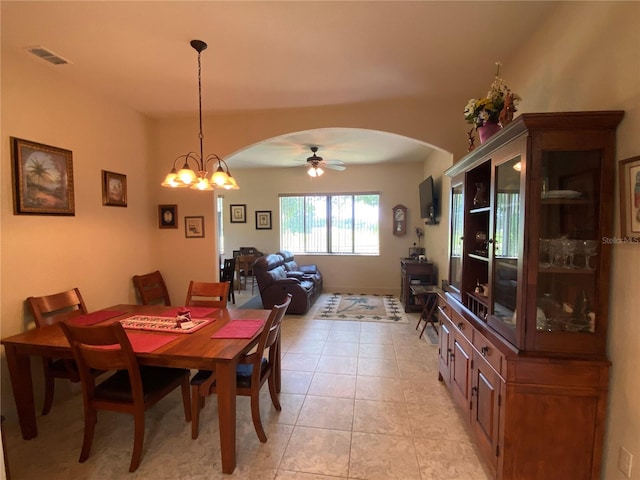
[307,167,317,177]
[316,167,324,176]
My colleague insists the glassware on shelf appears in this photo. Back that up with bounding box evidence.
[582,240,598,269]
[561,239,578,269]
[539,239,552,268]
[549,238,564,267]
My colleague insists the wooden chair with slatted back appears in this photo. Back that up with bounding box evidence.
[26,288,91,415]
[236,255,257,293]
[220,258,236,304]
[184,281,229,308]
[59,321,191,473]
[190,294,292,440]
[132,270,171,305]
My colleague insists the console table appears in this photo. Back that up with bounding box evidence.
[400,259,434,312]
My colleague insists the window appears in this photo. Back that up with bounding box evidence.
[280,193,380,255]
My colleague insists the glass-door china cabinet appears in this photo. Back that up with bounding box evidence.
[439,111,623,480]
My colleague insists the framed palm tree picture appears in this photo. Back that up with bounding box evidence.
[11,137,75,215]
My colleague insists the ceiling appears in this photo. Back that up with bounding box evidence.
[2,1,557,169]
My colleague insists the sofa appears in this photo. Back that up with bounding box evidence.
[253,251,322,314]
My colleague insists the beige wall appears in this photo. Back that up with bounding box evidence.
[0,50,156,410]
[506,3,640,479]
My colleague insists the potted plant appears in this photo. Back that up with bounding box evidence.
[464,62,521,143]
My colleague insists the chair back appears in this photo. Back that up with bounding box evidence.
[132,270,171,306]
[245,294,291,380]
[27,288,88,328]
[60,322,143,402]
[220,258,236,283]
[185,281,229,308]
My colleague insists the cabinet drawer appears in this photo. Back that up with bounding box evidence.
[451,309,474,343]
[473,330,503,376]
[437,296,452,321]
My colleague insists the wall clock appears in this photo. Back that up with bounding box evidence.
[392,204,407,236]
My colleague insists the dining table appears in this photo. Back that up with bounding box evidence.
[0,303,274,474]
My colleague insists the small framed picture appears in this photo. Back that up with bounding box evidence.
[255,210,272,230]
[230,204,246,223]
[102,170,127,207]
[185,216,205,238]
[158,204,178,229]
[11,137,75,215]
[619,155,640,239]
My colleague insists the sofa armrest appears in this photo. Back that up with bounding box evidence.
[275,278,301,285]
[299,265,318,274]
[286,271,306,280]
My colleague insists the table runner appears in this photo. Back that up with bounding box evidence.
[162,306,218,318]
[211,319,264,339]
[120,315,213,334]
[69,310,125,326]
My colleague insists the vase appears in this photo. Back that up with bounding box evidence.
[477,120,502,144]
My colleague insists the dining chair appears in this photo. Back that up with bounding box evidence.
[235,255,257,293]
[220,258,236,304]
[26,288,98,415]
[185,281,230,308]
[132,270,171,305]
[59,321,191,473]
[189,294,292,441]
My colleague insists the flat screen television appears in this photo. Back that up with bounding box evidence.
[419,176,438,225]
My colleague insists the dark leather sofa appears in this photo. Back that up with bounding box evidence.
[253,251,322,314]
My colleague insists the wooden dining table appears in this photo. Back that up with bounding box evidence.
[0,303,274,474]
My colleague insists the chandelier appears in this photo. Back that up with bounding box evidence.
[162,40,239,191]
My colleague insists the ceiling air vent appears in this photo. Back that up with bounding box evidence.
[26,46,71,66]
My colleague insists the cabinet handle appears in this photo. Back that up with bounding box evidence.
[472,386,478,396]
[457,322,464,330]
[481,346,489,356]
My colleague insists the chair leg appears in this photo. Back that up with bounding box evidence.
[267,373,281,411]
[180,377,192,422]
[79,408,97,463]
[41,359,55,416]
[250,392,267,443]
[129,409,145,472]
[191,384,201,440]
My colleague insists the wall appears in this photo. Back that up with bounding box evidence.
[0,51,155,414]
[506,3,640,479]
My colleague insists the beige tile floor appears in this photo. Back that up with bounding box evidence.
[3,291,492,479]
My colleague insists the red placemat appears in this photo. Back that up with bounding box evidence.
[211,320,264,339]
[120,315,213,334]
[70,310,125,326]
[162,306,218,318]
[126,332,179,353]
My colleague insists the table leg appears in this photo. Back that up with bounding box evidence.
[216,361,237,474]
[4,345,38,439]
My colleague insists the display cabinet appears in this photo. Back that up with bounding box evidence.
[439,111,623,480]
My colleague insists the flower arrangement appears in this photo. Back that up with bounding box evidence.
[464,62,521,127]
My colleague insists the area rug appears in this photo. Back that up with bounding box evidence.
[314,293,408,323]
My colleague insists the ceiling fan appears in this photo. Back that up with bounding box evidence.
[304,146,346,177]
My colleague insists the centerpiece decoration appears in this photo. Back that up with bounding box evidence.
[464,62,521,144]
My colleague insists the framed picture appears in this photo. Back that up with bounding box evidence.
[230,204,246,223]
[10,137,75,215]
[102,170,127,207]
[255,210,272,230]
[185,216,205,238]
[619,155,640,239]
[158,204,178,229]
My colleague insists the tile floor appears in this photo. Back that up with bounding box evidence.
[3,291,491,479]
